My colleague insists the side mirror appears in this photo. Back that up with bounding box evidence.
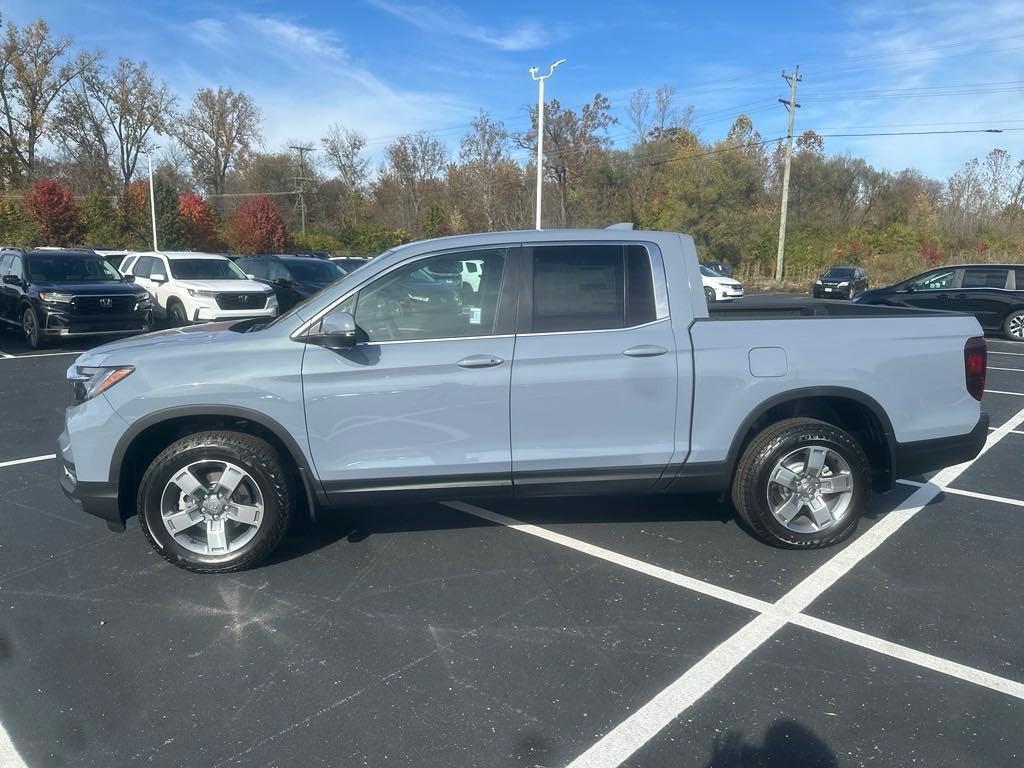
[246,273,257,280]
[124,274,136,283]
[903,284,915,293]
[2,274,19,285]
[306,309,357,349]
[150,272,167,283]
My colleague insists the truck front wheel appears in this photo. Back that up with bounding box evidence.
[137,431,292,573]
[731,418,869,548]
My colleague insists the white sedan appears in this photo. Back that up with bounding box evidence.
[701,264,744,302]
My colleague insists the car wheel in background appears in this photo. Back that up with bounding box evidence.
[731,417,869,549]
[168,301,188,327]
[22,307,42,349]
[705,286,716,304]
[1004,309,1024,341]
[137,431,292,573]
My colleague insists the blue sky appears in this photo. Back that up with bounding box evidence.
[7,0,1024,179]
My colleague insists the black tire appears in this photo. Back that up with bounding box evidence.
[167,300,189,327]
[137,431,292,573]
[1003,309,1024,342]
[731,417,869,549]
[705,286,716,304]
[22,306,43,349]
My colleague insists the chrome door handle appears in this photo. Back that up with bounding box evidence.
[622,345,669,358]
[456,354,505,369]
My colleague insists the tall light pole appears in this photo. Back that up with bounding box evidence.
[775,66,801,281]
[529,58,565,230]
[147,150,159,252]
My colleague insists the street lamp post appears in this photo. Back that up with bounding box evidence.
[147,151,159,252]
[529,59,565,230]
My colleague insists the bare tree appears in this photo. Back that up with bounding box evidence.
[382,131,448,229]
[322,124,370,193]
[56,57,175,190]
[176,87,261,197]
[458,110,509,230]
[653,84,678,134]
[627,88,651,145]
[983,147,1011,217]
[0,18,99,182]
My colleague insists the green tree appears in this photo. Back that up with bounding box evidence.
[81,191,120,245]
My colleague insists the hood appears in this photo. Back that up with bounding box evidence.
[31,280,144,296]
[172,279,271,293]
[703,274,741,288]
[74,321,240,366]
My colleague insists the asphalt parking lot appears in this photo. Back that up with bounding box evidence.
[0,329,1022,768]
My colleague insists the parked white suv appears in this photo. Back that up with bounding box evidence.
[122,251,277,325]
[700,264,744,302]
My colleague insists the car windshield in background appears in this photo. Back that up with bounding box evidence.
[288,260,344,283]
[823,268,855,279]
[26,255,122,282]
[170,258,248,280]
[699,265,719,277]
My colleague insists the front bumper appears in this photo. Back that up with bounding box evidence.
[42,308,152,337]
[59,428,123,531]
[193,304,277,322]
[892,413,990,480]
[813,286,852,299]
[718,287,744,300]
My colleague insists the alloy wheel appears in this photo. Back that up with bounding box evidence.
[766,445,855,533]
[1009,313,1024,339]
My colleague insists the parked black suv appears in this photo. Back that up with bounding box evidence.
[855,264,1024,340]
[235,254,345,312]
[0,248,153,349]
[812,265,869,299]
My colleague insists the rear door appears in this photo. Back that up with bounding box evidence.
[956,267,1011,330]
[510,243,680,494]
[302,246,519,501]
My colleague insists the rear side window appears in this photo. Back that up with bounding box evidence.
[1015,268,1024,290]
[531,244,657,333]
[962,268,1009,289]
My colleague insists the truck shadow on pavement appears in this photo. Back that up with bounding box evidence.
[703,720,838,768]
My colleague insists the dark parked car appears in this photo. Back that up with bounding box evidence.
[701,260,733,278]
[331,256,373,273]
[813,266,869,299]
[0,248,152,349]
[855,264,1024,340]
[236,254,345,313]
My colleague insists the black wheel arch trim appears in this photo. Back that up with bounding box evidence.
[109,405,328,513]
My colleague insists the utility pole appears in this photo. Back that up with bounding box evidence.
[775,66,801,281]
[529,59,565,230]
[290,144,314,238]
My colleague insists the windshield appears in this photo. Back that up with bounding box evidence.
[169,258,248,280]
[823,268,855,279]
[699,265,719,277]
[287,259,344,283]
[26,254,123,282]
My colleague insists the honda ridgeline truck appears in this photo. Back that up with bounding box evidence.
[60,229,989,573]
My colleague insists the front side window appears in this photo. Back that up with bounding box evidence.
[26,255,121,282]
[532,244,657,333]
[9,255,24,279]
[908,269,956,291]
[242,260,267,279]
[354,249,507,342]
[961,268,1008,289]
[169,258,247,280]
[133,257,152,278]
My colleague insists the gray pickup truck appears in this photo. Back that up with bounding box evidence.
[60,229,989,573]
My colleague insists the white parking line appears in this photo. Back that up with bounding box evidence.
[0,351,79,360]
[987,427,1024,435]
[989,366,1024,372]
[0,454,56,469]
[990,350,1024,357]
[985,389,1024,396]
[451,405,1024,768]
[0,350,12,358]
[0,725,27,768]
[897,478,1024,508]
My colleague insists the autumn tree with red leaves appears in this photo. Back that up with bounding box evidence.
[226,195,287,254]
[24,178,83,245]
[179,192,221,250]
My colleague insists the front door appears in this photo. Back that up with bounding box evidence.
[897,268,961,311]
[302,247,519,502]
[510,243,681,494]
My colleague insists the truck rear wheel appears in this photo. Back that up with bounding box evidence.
[731,418,869,549]
[137,431,291,573]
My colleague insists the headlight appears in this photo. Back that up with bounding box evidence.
[67,365,134,403]
[838,281,850,287]
[187,288,219,298]
[134,295,152,310]
[39,292,74,303]
[815,280,822,285]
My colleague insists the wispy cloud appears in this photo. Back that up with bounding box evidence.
[368,0,556,51]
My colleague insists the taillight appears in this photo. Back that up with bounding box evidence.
[964,336,987,401]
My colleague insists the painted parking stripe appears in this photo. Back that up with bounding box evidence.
[0,350,11,358]
[0,351,80,360]
[990,350,1024,357]
[0,454,56,469]
[987,427,1024,435]
[456,405,1024,768]
[897,478,1024,508]
[989,366,1024,372]
[985,389,1024,396]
